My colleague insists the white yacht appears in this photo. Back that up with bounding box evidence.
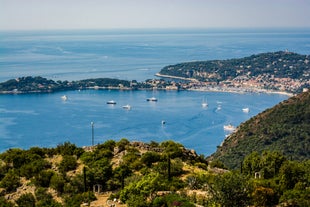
[122,104,131,110]
[242,107,250,113]
[223,124,236,131]
[107,100,116,104]
[216,104,222,111]
[61,95,68,101]
[147,97,158,102]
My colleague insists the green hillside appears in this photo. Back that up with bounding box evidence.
[209,90,310,169]
[158,51,310,93]
[1,131,309,206]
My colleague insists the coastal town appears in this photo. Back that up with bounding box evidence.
[157,51,310,94]
[154,73,309,95]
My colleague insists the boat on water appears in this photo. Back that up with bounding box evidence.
[216,105,222,111]
[147,97,158,102]
[122,104,131,110]
[107,100,116,104]
[61,95,68,101]
[223,124,236,131]
[242,107,250,113]
[201,97,208,107]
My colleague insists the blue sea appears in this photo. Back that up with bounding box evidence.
[0,28,309,155]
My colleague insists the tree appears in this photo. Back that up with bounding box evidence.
[50,173,65,194]
[120,172,162,205]
[252,186,276,207]
[209,171,250,207]
[33,170,54,188]
[58,155,77,174]
[35,187,63,207]
[141,151,161,167]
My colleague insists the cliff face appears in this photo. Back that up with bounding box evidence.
[209,90,310,169]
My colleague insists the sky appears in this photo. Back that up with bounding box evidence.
[1,0,310,30]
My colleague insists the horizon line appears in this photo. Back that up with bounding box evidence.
[1,26,310,33]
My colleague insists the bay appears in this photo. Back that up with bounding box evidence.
[0,90,287,155]
[0,28,309,155]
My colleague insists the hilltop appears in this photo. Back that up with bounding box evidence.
[1,140,309,206]
[209,90,310,169]
[158,51,310,93]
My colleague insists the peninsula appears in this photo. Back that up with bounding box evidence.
[157,51,310,94]
[1,51,309,94]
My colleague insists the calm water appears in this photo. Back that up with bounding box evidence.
[0,28,309,155]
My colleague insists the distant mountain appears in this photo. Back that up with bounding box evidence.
[158,51,310,93]
[209,90,310,169]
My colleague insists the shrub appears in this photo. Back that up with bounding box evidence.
[58,155,77,174]
[0,169,21,193]
[16,193,35,207]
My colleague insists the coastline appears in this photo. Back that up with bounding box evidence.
[156,73,294,97]
[0,75,296,97]
[188,86,294,97]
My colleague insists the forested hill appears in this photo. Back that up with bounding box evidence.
[158,51,310,93]
[209,90,310,169]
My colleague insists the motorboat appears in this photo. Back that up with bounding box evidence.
[107,100,116,104]
[61,95,68,101]
[122,104,131,110]
[242,107,250,113]
[202,102,208,108]
[147,97,158,102]
[216,105,222,111]
[223,124,236,131]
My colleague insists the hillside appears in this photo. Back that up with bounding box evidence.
[0,140,209,207]
[158,51,310,93]
[1,140,309,206]
[209,90,310,169]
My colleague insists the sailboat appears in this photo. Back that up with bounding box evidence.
[201,97,208,107]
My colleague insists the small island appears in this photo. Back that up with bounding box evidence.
[1,51,309,95]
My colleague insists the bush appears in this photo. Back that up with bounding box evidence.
[58,155,77,174]
[50,173,65,194]
[33,170,54,187]
[16,193,35,207]
[64,192,96,207]
[35,187,62,207]
[0,169,21,193]
[0,196,14,207]
[141,151,161,167]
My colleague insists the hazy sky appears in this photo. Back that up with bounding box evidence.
[1,0,310,30]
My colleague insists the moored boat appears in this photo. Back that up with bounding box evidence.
[147,97,157,102]
[107,100,116,104]
[242,107,250,113]
[122,104,131,110]
[61,95,68,101]
[223,124,236,131]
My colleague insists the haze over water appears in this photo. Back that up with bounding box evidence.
[0,29,309,155]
